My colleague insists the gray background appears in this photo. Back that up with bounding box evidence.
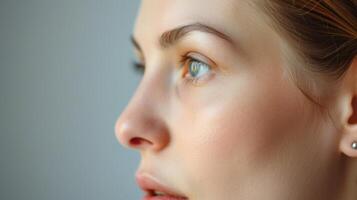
[0,0,142,199]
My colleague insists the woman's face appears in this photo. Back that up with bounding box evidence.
[115,0,342,199]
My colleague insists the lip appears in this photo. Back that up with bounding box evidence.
[136,172,188,200]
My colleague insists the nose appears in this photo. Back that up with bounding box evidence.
[114,73,171,152]
[115,112,170,151]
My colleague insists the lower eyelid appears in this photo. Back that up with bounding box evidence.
[183,70,216,87]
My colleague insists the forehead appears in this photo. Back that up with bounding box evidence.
[133,0,257,43]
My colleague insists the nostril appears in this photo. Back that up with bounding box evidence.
[130,138,141,145]
[115,115,170,150]
[130,137,142,146]
[130,137,153,147]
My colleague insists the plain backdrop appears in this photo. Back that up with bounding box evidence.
[0,0,142,199]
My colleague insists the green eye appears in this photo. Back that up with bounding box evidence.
[187,59,211,79]
[179,53,215,86]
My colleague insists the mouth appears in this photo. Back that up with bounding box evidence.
[136,173,188,200]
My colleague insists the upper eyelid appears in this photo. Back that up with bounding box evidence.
[132,52,217,72]
[185,52,216,67]
[131,33,218,68]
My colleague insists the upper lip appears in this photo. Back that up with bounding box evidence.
[135,172,188,199]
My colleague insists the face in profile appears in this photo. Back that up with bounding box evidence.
[115,0,357,199]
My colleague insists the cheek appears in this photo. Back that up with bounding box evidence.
[180,74,306,159]
[173,72,309,193]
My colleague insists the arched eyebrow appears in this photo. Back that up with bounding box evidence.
[130,22,236,52]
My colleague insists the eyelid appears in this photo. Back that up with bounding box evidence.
[131,50,219,78]
[184,52,216,68]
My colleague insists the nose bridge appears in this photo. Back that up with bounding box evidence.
[131,65,171,116]
[115,66,171,151]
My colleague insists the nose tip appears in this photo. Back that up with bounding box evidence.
[114,114,170,152]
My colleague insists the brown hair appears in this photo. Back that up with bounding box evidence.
[255,0,357,108]
[261,0,357,80]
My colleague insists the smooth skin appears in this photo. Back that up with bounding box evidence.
[115,0,357,199]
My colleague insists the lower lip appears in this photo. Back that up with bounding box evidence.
[143,195,188,200]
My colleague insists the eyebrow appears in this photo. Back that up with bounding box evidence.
[130,22,235,51]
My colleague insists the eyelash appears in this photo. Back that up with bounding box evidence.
[131,54,213,86]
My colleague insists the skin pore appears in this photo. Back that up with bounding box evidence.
[115,0,357,199]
